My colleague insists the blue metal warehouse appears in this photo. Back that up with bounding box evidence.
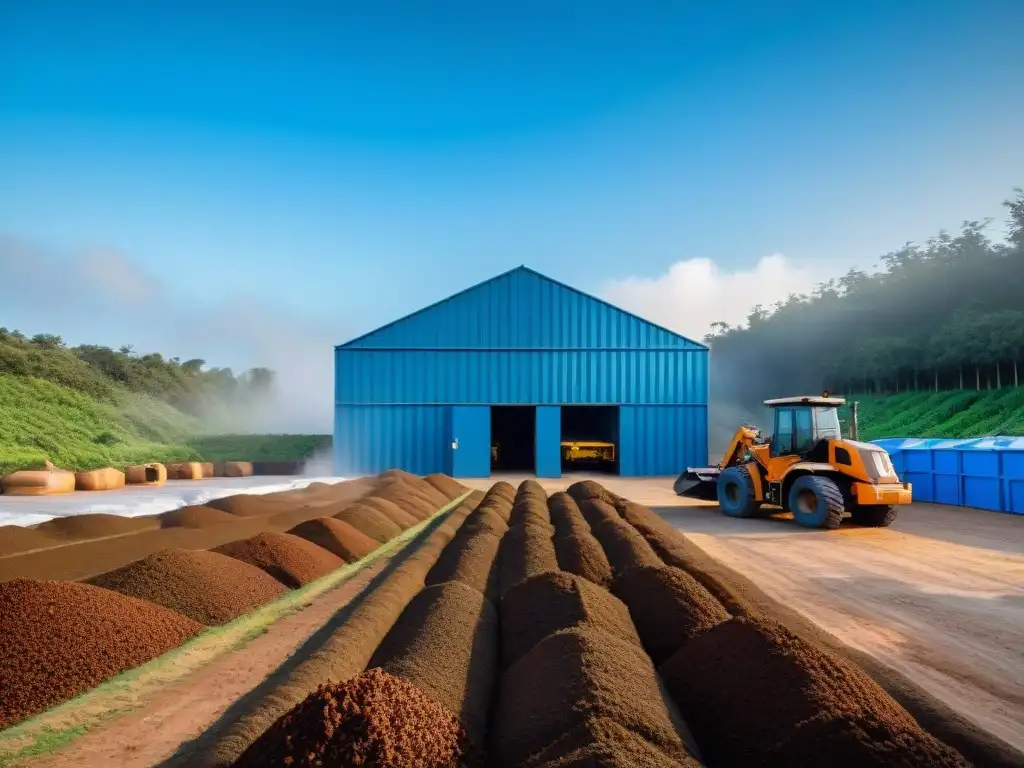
[333,266,708,478]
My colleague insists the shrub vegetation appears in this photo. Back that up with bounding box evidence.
[0,333,329,473]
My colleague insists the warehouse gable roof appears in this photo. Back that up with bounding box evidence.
[336,265,706,350]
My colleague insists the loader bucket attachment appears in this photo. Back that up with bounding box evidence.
[673,467,721,500]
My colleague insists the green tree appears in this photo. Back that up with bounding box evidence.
[707,188,1024,406]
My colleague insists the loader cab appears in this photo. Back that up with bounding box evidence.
[765,395,845,458]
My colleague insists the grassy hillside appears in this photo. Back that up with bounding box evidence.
[839,387,1024,442]
[187,434,331,462]
[0,374,330,475]
[0,374,202,475]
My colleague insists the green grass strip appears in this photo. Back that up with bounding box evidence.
[0,491,472,766]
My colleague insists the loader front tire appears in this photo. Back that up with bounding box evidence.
[850,504,898,527]
[788,475,845,530]
[717,466,763,519]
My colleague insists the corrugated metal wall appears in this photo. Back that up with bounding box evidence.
[334,266,708,477]
[335,349,706,405]
[619,405,708,476]
[334,405,448,476]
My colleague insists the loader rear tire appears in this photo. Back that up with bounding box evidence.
[850,504,898,527]
[788,475,844,530]
[717,466,763,519]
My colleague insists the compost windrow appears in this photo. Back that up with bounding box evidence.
[287,517,379,562]
[230,669,481,768]
[0,578,203,729]
[212,531,343,588]
[86,548,287,625]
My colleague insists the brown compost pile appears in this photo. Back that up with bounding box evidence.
[0,578,203,729]
[32,477,981,768]
[86,548,288,625]
[212,532,345,588]
[231,669,481,767]
[287,517,380,562]
[658,615,970,767]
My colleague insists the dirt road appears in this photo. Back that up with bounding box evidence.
[468,474,1024,752]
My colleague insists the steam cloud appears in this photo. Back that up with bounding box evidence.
[600,253,830,343]
[3,235,835,450]
[601,254,833,458]
[0,235,352,434]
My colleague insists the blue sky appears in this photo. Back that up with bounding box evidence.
[1,1,1022,428]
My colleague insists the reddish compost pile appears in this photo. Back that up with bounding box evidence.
[423,473,469,500]
[212,532,344,588]
[548,492,591,538]
[566,480,620,506]
[231,668,480,768]
[159,504,239,528]
[0,578,203,729]
[458,507,510,539]
[115,478,983,768]
[334,503,404,543]
[590,515,662,577]
[497,525,559,597]
[356,496,420,528]
[86,548,288,625]
[287,517,380,562]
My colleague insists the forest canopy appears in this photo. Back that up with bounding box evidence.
[0,328,275,417]
[706,188,1024,408]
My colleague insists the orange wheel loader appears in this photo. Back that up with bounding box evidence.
[674,394,912,529]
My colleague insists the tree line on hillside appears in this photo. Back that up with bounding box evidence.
[706,188,1024,406]
[0,329,276,416]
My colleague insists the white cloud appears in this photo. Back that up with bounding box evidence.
[0,234,351,434]
[601,253,830,342]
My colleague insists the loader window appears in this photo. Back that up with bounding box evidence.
[814,407,842,441]
[794,408,815,453]
[773,406,815,456]
[774,408,795,454]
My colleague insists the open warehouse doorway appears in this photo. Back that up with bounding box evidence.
[560,406,619,474]
[491,405,536,472]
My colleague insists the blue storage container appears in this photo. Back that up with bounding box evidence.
[872,435,1024,514]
